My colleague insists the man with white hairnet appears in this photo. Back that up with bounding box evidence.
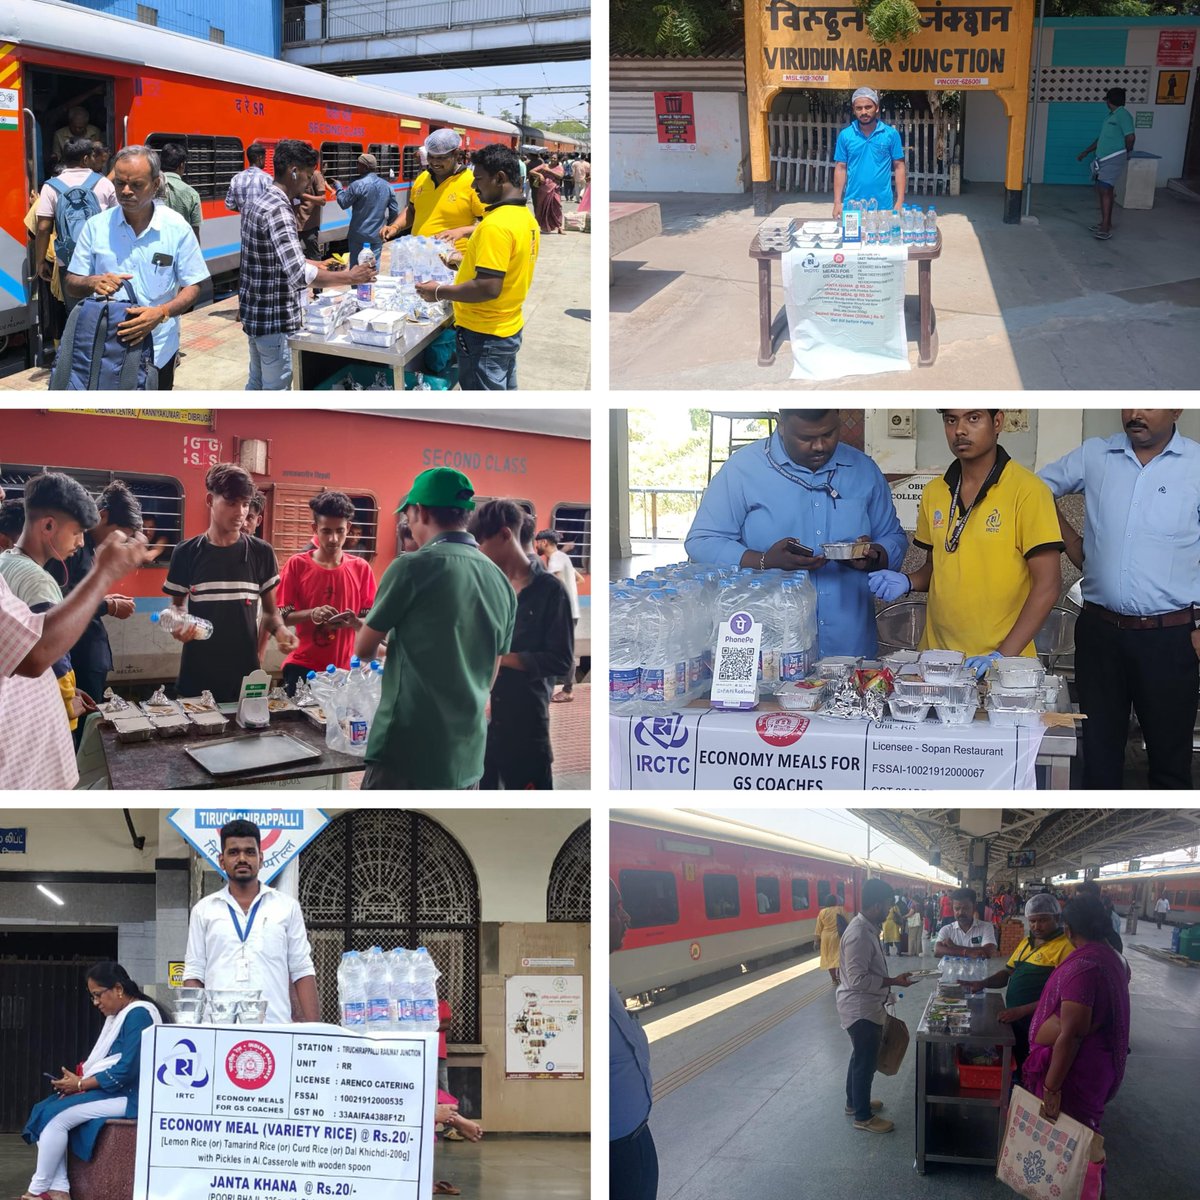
[381,128,486,253]
[962,892,1073,1074]
[832,86,906,222]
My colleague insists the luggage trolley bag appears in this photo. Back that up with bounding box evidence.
[49,281,159,391]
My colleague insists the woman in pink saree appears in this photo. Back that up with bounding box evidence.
[530,155,566,235]
[1023,896,1130,1193]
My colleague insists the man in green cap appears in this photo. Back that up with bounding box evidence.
[355,467,517,789]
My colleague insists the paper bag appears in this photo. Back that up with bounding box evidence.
[875,1010,909,1076]
[997,1084,1101,1200]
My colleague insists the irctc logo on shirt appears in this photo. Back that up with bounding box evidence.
[225,1039,275,1089]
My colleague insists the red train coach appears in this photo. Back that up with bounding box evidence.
[1,0,519,350]
[1,407,590,682]
[1090,866,1200,926]
[611,809,945,999]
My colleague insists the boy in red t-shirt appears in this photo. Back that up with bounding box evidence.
[276,491,378,694]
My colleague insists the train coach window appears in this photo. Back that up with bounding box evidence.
[321,143,365,182]
[618,870,679,929]
[1189,891,1200,907]
[402,146,423,181]
[145,133,244,201]
[369,144,401,180]
[550,503,590,574]
[267,485,379,562]
[755,877,780,915]
[817,880,845,908]
[0,465,183,565]
[791,879,811,912]
[703,874,740,920]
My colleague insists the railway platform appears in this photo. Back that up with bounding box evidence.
[633,920,1197,1199]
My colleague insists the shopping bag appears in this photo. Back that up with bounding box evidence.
[875,1010,909,1076]
[996,1084,1102,1200]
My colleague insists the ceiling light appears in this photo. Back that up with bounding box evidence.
[36,884,64,906]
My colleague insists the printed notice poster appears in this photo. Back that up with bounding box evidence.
[135,1023,436,1200]
[1157,28,1196,67]
[505,975,584,1079]
[1157,70,1189,105]
[655,91,697,150]
[782,245,909,380]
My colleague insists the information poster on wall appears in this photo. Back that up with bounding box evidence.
[654,91,697,150]
[505,975,584,1079]
[611,709,1046,790]
[782,245,910,380]
[889,474,939,532]
[135,1023,436,1200]
[1157,28,1196,67]
[1156,70,1188,105]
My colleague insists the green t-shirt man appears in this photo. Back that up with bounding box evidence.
[362,468,516,789]
[1096,105,1135,160]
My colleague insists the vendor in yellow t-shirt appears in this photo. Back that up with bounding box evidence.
[415,144,539,391]
[380,128,486,253]
[867,409,1063,677]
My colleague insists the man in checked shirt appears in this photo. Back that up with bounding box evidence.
[239,139,375,390]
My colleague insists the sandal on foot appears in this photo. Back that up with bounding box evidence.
[551,691,574,703]
[1093,230,1113,240]
[434,1183,460,1195]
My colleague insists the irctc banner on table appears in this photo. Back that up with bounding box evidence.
[612,709,1046,790]
[783,245,909,380]
[135,1023,436,1200]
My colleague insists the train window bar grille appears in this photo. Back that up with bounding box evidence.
[550,503,590,575]
[145,133,244,201]
[369,144,401,181]
[402,146,422,182]
[546,821,590,923]
[0,465,183,566]
[266,485,379,563]
[321,143,365,183]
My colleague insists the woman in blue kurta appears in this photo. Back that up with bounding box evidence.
[21,961,166,1200]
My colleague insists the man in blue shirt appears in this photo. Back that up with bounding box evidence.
[332,153,400,263]
[610,880,657,1200]
[833,87,906,220]
[66,145,210,391]
[686,410,909,657]
[1040,409,1199,790]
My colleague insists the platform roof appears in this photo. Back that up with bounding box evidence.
[848,808,1200,881]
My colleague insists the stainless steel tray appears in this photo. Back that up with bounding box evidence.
[184,732,322,777]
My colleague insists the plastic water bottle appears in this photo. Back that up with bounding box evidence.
[660,588,690,703]
[364,946,392,1029]
[890,209,902,246]
[341,670,372,754]
[778,577,812,683]
[610,587,642,706]
[925,207,938,248]
[357,246,376,269]
[388,948,416,1031]
[150,607,213,640]
[337,950,367,1027]
[410,947,441,1030]
[901,206,912,245]
[639,591,677,706]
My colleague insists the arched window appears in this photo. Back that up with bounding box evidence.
[299,810,481,1041]
[547,820,590,922]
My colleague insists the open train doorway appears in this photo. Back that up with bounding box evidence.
[24,66,115,184]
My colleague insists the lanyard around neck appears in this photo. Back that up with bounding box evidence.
[945,458,1000,553]
[764,439,840,503]
[226,893,265,945]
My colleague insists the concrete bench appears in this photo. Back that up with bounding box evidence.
[68,1118,136,1200]
[610,202,663,282]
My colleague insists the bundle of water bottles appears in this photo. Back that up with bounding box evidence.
[305,656,383,757]
[336,945,442,1031]
[609,562,818,713]
[842,198,939,248]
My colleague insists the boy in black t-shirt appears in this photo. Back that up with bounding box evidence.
[163,463,296,702]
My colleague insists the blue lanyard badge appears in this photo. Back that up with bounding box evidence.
[226,896,265,945]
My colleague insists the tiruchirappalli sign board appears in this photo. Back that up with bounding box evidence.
[745,0,1037,219]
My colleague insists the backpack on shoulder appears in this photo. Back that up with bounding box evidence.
[49,281,159,391]
[47,171,103,271]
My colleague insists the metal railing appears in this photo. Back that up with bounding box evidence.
[284,0,586,43]
[629,487,704,542]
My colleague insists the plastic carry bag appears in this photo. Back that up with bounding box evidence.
[996,1085,1104,1200]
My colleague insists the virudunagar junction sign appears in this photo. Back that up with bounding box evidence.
[745,0,1037,219]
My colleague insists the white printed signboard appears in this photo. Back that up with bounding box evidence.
[783,244,910,380]
[168,809,330,883]
[135,1023,436,1200]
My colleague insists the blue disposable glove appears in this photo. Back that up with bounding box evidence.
[868,570,911,602]
[965,650,1002,679]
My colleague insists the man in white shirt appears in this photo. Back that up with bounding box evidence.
[535,529,580,702]
[183,819,320,1024]
[1154,894,1171,930]
[934,888,998,959]
[837,878,913,1133]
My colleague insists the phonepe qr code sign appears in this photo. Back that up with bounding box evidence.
[712,612,761,710]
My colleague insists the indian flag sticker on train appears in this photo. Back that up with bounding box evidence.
[0,89,19,129]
